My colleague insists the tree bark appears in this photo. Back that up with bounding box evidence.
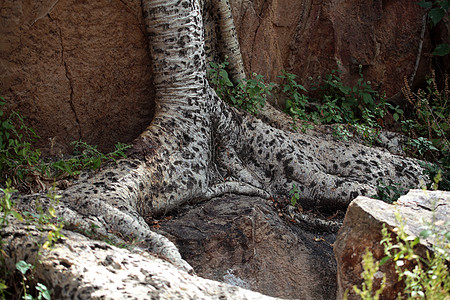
[9,0,426,273]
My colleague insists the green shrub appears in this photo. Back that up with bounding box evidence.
[402,72,449,190]
[1,184,63,299]
[310,65,382,124]
[0,98,41,187]
[0,97,131,191]
[208,61,274,115]
[351,209,450,300]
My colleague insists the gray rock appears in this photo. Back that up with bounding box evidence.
[334,190,450,300]
[158,195,338,299]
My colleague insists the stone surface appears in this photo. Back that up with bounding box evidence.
[2,220,281,299]
[231,0,432,100]
[158,195,338,300]
[0,0,155,154]
[334,190,450,300]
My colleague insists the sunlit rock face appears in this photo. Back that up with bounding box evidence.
[0,0,155,154]
[231,0,432,101]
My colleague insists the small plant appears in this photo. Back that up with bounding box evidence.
[351,214,450,300]
[71,140,131,170]
[0,99,41,188]
[311,65,382,124]
[402,73,449,153]
[1,181,24,298]
[407,137,439,156]
[416,0,450,56]
[353,123,379,146]
[373,182,408,204]
[16,261,51,300]
[1,184,56,299]
[208,60,274,115]
[332,124,353,141]
[208,61,234,100]
[279,71,312,126]
[352,249,386,300]
[0,181,23,226]
[289,184,300,206]
[380,211,450,299]
[401,119,417,133]
[401,72,449,189]
[233,73,274,115]
[1,97,132,191]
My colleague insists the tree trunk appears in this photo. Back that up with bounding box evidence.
[10,0,426,272]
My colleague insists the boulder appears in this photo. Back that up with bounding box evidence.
[158,195,338,300]
[334,190,450,300]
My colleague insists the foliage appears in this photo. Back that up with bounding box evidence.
[0,98,131,191]
[311,66,383,124]
[351,209,450,300]
[332,124,353,141]
[352,250,386,300]
[417,0,450,56]
[373,182,408,204]
[402,72,449,190]
[380,212,450,299]
[0,184,64,299]
[207,61,234,101]
[406,137,439,156]
[209,62,449,191]
[16,261,51,300]
[0,98,41,188]
[289,184,300,206]
[0,181,23,227]
[278,71,313,129]
[208,61,274,115]
[280,66,404,144]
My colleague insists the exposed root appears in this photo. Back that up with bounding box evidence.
[205,181,271,199]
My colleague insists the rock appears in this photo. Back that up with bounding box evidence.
[2,220,281,299]
[334,190,450,300]
[0,0,154,154]
[231,0,432,100]
[158,195,338,299]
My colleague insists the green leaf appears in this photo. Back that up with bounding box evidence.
[11,210,23,221]
[379,255,391,266]
[420,229,433,238]
[0,282,7,290]
[298,84,307,92]
[442,1,450,10]
[429,7,445,26]
[48,206,56,218]
[219,69,233,86]
[393,113,400,122]
[36,283,51,300]
[362,93,373,105]
[445,231,450,241]
[16,260,32,275]
[432,44,450,56]
[416,1,432,9]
